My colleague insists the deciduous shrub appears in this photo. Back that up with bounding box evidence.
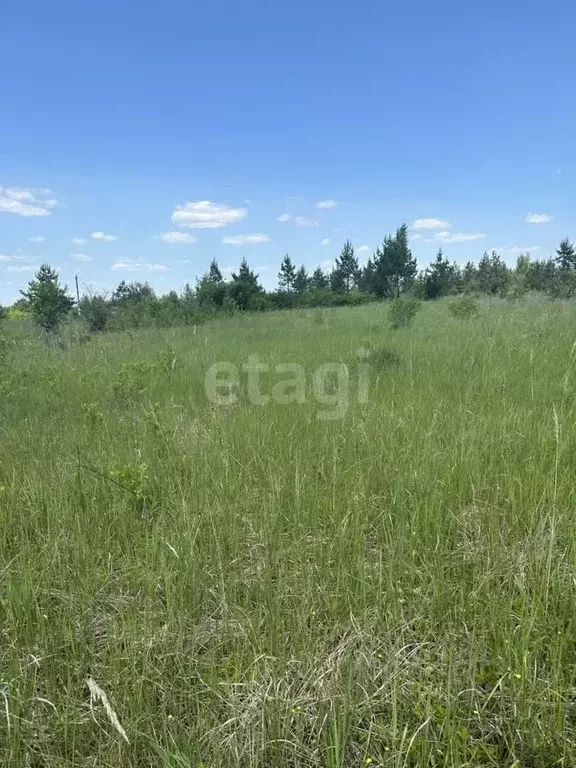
[388,298,421,329]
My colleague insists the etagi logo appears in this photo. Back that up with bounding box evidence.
[205,349,370,420]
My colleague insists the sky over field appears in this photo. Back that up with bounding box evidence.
[0,0,574,304]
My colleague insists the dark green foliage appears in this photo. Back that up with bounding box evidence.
[547,269,576,300]
[11,233,575,337]
[388,297,421,329]
[0,304,5,324]
[310,266,329,290]
[477,251,509,295]
[113,280,155,303]
[207,258,223,282]
[20,264,75,332]
[448,296,479,319]
[556,238,576,271]
[229,259,264,310]
[278,254,296,292]
[332,240,360,292]
[371,224,417,298]
[461,261,478,292]
[79,294,110,333]
[371,345,401,368]
[293,265,309,295]
[424,249,458,299]
[196,265,227,309]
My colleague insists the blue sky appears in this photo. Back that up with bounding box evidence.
[1,0,574,303]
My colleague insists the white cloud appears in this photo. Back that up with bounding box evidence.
[111,260,167,272]
[489,245,542,256]
[222,233,270,245]
[72,237,86,245]
[412,218,452,230]
[433,231,486,243]
[0,187,60,217]
[71,253,92,262]
[357,245,371,253]
[277,213,292,222]
[321,238,331,246]
[28,235,46,243]
[319,259,335,271]
[295,216,319,227]
[410,233,422,240]
[172,200,247,229]
[0,253,30,262]
[316,200,339,209]
[7,264,40,272]
[525,213,553,224]
[160,231,197,244]
[92,231,117,241]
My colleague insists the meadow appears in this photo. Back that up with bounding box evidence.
[2,297,576,766]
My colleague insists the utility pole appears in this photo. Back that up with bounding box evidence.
[75,274,81,308]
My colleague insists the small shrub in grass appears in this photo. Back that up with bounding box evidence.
[371,345,401,369]
[80,294,110,333]
[388,298,421,329]
[448,296,479,320]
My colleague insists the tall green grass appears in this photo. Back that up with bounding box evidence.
[2,298,576,766]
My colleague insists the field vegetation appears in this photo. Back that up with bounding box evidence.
[2,294,576,766]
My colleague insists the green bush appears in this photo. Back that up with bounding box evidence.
[79,294,110,333]
[371,345,401,368]
[388,298,421,329]
[448,296,479,319]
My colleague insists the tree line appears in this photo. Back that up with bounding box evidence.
[3,224,575,333]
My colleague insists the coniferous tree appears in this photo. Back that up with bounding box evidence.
[330,267,346,293]
[20,263,75,332]
[477,251,509,295]
[424,249,455,298]
[461,261,478,292]
[373,224,417,297]
[556,239,576,271]
[196,262,226,308]
[358,257,376,293]
[333,240,360,292]
[229,258,263,310]
[278,254,296,292]
[208,259,223,282]
[293,265,309,295]
[310,266,329,289]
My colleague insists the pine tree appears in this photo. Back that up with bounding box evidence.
[229,258,263,310]
[196,263,226,307]
[461,261,477,292]
[293,265,309,295]
[20,263,75,332]
[556,238,576,270]
[310,266,329,289]
[113,280,130,301]
[358,257,376,293]
[278,254,296,292]
[477,251,509,295]
[424,248,455,299]
[373,224,417,298]
[208,259,223,282]
[333,240,360,292]
[330,267,346,293]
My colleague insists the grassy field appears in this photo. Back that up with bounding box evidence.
[2,297,576,766]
